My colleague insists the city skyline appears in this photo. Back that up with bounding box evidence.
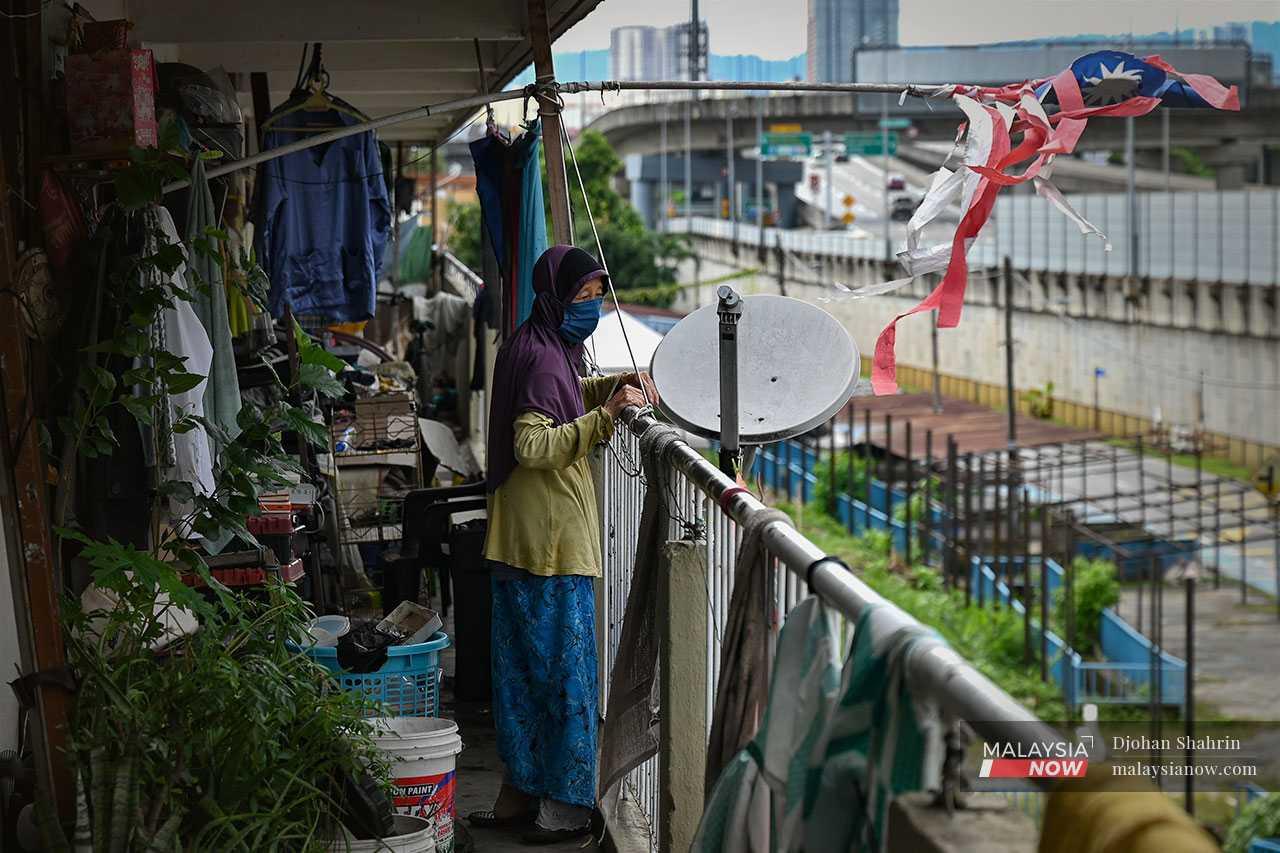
[558,0,1278,59]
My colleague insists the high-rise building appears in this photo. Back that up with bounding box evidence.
[661,20,710,80]
[807,0,898,82]
[610,26,663,80]
[1213,22,1249,43]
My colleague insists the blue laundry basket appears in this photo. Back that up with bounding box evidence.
[305,631,450,717]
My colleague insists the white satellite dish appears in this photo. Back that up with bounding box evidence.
[651,291,859,452]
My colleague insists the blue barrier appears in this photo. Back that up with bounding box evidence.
[1076,537,1200,581]
[760,441,1186,711]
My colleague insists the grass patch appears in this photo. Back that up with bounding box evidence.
[1103,437,1254,483]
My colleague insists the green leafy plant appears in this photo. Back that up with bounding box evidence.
[812,451,870,513]
[1225,793,1280,853]
[1052,556,1120,656]
[41,124,384,850]
[1022,381,1055,420]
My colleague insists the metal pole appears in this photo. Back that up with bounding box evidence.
[881,47,891,262]
[727,109,737,242]
[884,414,894,555]
[684,99,693,228]
[847,402,856,530]
[965,453,975,607]
[946,435,958,587]
[755,100,764,232]
[1004,256,1017,448]
[824,129,834,229]
[993,455,1004,608]
[865,409,873,533]
[1184,568,1196,815]
[716,287,742,477]
[429,143,439,289]
[1065,519,1076,722]
[931,308,943,413]
[660,108,669,230]
[1126,116,1138,279]
[978,454,988,607]
[829,413,838,518]
[924,429,934,567]
[1093,368,1101,432]
[1149,552,1160,779]
[1213,478,1222,589]
[1239,488,1248,604]
[1040,508,1050,682]
[1162,97,1171,193]
[1023,487,1032,664]
[905,422,914,566]
[529,0,573,244]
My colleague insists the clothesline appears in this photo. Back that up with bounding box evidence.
[159,77,963,195]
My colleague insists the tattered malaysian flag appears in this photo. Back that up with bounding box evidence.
[868,51,1239,396]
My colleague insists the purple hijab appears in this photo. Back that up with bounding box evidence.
[487,245,608,492]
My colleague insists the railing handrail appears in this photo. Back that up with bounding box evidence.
[622,407,1065,764]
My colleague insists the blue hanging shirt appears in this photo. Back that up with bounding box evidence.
[255,109,391,322]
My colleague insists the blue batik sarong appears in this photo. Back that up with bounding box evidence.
[491,570,598,808]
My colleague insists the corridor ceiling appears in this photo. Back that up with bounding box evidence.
[79,0,607,143]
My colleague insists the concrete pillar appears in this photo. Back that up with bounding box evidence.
[630,178,656,231]
[659,540,709,853]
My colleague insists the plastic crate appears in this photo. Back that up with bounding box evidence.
[181,558,305,588]
[1250,840,1280,853]
[305,631,450,717]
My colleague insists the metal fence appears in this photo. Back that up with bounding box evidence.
[597,409,1059,850]
[674,185,1280,285]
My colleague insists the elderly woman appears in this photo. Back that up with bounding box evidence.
[471,245,653,844]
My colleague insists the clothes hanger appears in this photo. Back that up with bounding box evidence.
[261,43,366,132]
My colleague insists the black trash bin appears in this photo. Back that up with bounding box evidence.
[449,519,492,701]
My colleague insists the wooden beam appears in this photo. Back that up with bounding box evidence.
[177,40,502,74]
[0,143,73,824]
[249,72,271,146]
[528,0,572,245]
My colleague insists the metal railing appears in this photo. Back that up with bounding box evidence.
[599,408,1061,849]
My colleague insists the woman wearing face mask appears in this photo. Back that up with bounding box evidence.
[471,245,655,844]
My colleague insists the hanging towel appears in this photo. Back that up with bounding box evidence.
[470,121,549,332]
[597,423,677,813]
[693,596,844,853]
[789,604,936,853]
[185,157,242,449]
[694,597,940,853]
[149,207,215,529]
[705,508,793,792]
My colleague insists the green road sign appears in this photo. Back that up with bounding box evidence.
[844,131,898,156]
[878,118,912,130]
[760,132,813,158]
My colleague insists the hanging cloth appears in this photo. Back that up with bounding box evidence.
[185,157,242,448]
[597,424,677,813]
[694,598,940,853]
[470,120,549,333]
[254,109,391,322]
[399,222,435,284]
[693,596,842,853]
[704,508,792,791]
[148,207,215,529]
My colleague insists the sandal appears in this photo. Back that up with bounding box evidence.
[520,823,593,845]
[467,808,537,829]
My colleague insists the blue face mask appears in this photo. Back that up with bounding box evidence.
[559,297,603,345]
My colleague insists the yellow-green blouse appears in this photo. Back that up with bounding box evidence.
[483,375,618,577]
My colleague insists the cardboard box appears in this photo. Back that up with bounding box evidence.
[66,49,158,155]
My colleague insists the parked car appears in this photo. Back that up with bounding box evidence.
[890,195,919,222]
[886,173,906,190]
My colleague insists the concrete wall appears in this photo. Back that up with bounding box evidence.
[672,237,1280,467]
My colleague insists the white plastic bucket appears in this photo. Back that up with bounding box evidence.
[329,814,436,852]
[371,718,463,853]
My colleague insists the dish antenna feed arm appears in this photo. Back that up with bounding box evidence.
[717,285,743,478]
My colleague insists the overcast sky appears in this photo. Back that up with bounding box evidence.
[557,0,1280,58]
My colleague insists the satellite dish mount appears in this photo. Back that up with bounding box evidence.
[717,285,743,478]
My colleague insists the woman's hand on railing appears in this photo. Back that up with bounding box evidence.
[616,371,659,407]
[603,384,649,421]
